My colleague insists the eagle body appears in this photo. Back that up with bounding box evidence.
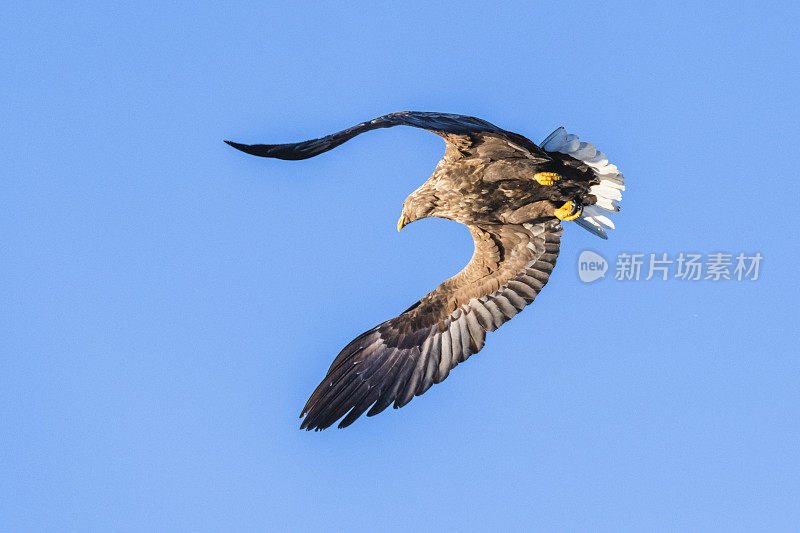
[405,149,597,227]
[225,111,625,430]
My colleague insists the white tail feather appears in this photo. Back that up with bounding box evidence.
[542,127,625,239]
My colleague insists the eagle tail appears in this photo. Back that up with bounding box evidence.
[541,128,625,239]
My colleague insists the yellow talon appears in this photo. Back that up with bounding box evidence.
[534,172,561,186]
[554,201,581,221]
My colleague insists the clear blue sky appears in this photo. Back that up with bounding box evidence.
[2,2,798,531]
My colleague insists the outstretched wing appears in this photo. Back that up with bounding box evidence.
[225,111,550,161]
[300,220,562,430]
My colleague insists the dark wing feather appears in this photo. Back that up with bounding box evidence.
[300,220,562,430]
[225,111,550,161]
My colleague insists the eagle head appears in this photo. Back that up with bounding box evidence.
[398,187,437,231]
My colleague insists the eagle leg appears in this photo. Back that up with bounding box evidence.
[554,200,582,221]
[533,172,562,186]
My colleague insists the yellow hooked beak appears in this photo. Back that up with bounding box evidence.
[397,213,410,231]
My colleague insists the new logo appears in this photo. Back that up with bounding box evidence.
[578,250,608,283]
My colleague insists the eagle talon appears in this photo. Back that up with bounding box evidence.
[534,172,561,186]
[554,201,582,221]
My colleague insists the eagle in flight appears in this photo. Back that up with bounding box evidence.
[225,111,625,430]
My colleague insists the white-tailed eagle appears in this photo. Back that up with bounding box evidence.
[225,111,625,430]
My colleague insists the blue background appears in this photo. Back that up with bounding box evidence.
[2,2,798,531]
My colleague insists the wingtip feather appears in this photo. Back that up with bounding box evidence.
[224,140,263,156]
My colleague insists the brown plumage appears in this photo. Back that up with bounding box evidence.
[225,111,624,430]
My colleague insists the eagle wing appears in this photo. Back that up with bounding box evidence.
[225,111,551,161]
[300,219,562,430]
